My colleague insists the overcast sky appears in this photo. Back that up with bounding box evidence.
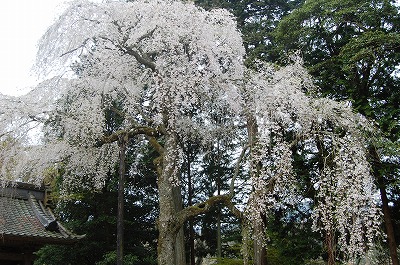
[0,0,68,96]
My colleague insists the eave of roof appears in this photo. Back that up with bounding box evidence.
[0,184,83,246]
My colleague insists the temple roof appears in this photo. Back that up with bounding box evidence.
[0,182,83,246]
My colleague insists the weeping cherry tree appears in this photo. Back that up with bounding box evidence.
[241,56,381,264]
[0,1,382,265]
[2,1,244,264]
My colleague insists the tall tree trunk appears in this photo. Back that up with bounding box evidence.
[174,186,186,265]
[241,221,252,265]
[157,165,178,265]
[217,211,222,258]
[246,113,268,265]
[188,153,196,265]
[189,217,196,265]
[157,227,177,265]
[253,213,267,265]
[369,146,399,265]
[156,134,186,265]
[117,134,127,265]
[217,153,222,259]
[326,230,335,265]
[379,182,399,265]
[157,180,186,265]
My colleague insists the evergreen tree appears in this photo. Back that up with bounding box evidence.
[35,146,159,265]
[195,0,304,65]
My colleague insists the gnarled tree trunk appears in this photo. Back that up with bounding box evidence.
[157,168,179,265]
[253,213,267,265]
[154,133,186,265]
[153,131,244,265]
[247,113,268,265]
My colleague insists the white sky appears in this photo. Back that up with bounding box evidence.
[0,0,69,96]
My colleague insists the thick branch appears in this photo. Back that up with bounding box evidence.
[173,195,242,234]
[96,126,161,146]
[167,145,248,235]
[148,136,165,156]
[96,33,157,72]
[123,46,157,72]
[230,144,249,197]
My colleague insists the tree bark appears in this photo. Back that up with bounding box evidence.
[326,231,335,265]
[379,182,399,265]
[187,150,196,265]
[217,211,222,258]
[117,134,128,265]
[246,113,268,265]
[157,183,186,265]
[253,213,267,265]
[157,166,178,265]
[175,226,186,265]
[174,186,186,265]
[189,217,196,265]
[155,134,186,265]
[369,146,399,265]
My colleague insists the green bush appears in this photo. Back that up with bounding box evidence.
[96,251,139,265]
[215,257,243,265]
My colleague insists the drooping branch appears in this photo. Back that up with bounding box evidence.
[97,33,157,73]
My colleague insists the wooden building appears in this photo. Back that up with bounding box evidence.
[0,182,82,265]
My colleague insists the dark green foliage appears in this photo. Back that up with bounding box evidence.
[193,208,242,257]
[274,3,400,260]
[34,185,157,265]
[264,208,323,265]
[35,141,159,265]
[215,258,243,265]
[96,251,156,265]
[274,0,400,140]
[194,138,244,259]
[195,0,304,66]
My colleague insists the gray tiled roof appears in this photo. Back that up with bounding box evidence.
[0,184,82,245]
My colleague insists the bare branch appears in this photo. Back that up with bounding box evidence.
[60,38,91,57]
[136,27,157,43]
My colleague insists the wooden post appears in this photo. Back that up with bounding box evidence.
[117,133,128,265]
